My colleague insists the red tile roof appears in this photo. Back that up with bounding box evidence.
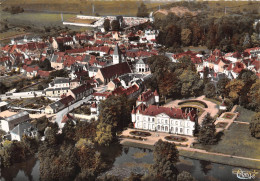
[99,62,131,80]
[133,105,196,121]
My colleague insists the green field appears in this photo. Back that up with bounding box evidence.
[235,106,256,123]
[195,123,260,160]
[1,0,168,16]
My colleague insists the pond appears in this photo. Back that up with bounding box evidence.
[1,146,259,181]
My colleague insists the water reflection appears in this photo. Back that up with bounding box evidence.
[1,157,39,181]
[1,146,260,181]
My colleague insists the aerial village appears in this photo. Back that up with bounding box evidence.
[0,4,260,180]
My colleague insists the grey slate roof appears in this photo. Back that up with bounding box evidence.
[10,122,36,136]
[5,111,29,122]
[49,101,64,110]
[54,77,70,84]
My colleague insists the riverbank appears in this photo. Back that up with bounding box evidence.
[121,141,260,170]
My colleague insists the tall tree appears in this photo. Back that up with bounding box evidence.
[250,112,260,139]
[137,2,149,17]
[103,19,110,32]
[217,77,230,98]
[179,70,203,98]
[248,79,260,111]
[111,20,120,31]
[181,28,192,46]
[225,79,245,104]
[198,113,217,145]
[151,139,179,181]
[204,82,216,98]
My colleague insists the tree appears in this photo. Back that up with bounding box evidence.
[248,80,260,111]
[225,79,245,103]
[98,95,131,131]
[95,122,114,146]
[151,139,179,181]
[250,112,260,139]
[179,70,203,98]
[177,171,196,181]
[103,19,110,32]
[204,82,216,98]
[197,113,217,145]
[217,77,230,98]
[111,20,120,31]
[0,82,8,94]
[39,58,52,71]
[181,28,192,46]
[137,3,149,17]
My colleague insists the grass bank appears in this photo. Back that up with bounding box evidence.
[121,139,260,169]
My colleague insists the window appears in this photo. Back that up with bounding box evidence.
[143,123,146,128]
[152,118,155,122]
[148,118,150,122]
[165,126,168,132]
[175,121,178,125]
[187,129,189,134]
[180,128,183,133]
[175,127,178,132]
[161,126,164,131]
[157,125,160,130]
[165,120,168,124]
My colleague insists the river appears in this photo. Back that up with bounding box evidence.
[1,146,259,181]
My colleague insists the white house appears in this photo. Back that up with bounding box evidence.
[135,58,150,73]
[0,111,30,132]
[131,105,197,136]
[10,122,38,141]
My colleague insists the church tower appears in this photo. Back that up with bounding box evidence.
[113,43,122,64]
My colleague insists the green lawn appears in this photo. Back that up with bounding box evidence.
[235,106,256,123]
[195,123,260,160]
[179,101,206,108]
[203,97,222,106]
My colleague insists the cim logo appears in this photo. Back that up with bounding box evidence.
[232,169,258,180]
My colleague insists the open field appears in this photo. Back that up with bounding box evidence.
[66,17,97,24]
[1,0,169,16]
[194,123,260,160]
[235,106,256,123]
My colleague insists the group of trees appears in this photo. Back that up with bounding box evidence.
[38,120,108,180]
[146,55,203,100]
[103,19,121,31]
[39,59,52,71]
[0,136,38,168]
[3,6,24,14]
[143,139,195,181]
[155,10,259,52]
[96,95,134,146]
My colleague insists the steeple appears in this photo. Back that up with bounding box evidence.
[113,43,122,64]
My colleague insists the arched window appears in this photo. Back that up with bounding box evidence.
[165,126,168,132]
[171,127,174,132]
[157,125,160,130]
[180,128,183,133]
[161,126,164,131]
[175,127,178,133]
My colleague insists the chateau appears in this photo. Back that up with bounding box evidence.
[131,104,197,136]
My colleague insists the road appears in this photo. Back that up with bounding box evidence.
[55,95,93,127]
